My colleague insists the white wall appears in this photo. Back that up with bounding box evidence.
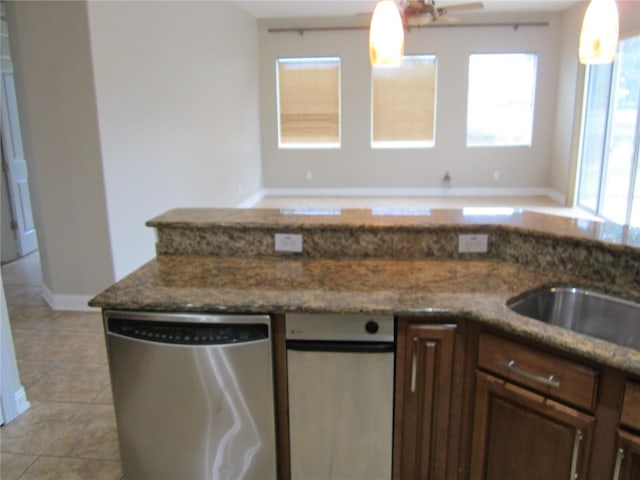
[550,0,640,204]
[618,0,640,38]
[258,12,562,193]
[549,2,586,203]
[5,1,116,304]
[87,1,263,280]
[5,1,638,299]
[6,0,263,301]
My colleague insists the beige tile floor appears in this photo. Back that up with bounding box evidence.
[0,195,597,479]
[1,252,121,480]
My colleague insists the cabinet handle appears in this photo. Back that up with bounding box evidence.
[498,360,560,388]
[410,337,418,393]
[569,429,582,480]
[612,447,625,480]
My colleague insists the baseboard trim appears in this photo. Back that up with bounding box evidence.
[1,387,30,424]
[14,387,30,416]
[545,190,567,205]
[238,190,267,208]
[262,187,565,201]
[41,284,99,312]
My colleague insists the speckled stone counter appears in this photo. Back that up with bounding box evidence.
[90,207,640,376]
[148,207,640,248]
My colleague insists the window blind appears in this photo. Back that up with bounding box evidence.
[277,57,340,147]
[372,56,437,147]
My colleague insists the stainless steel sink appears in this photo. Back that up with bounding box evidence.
[508,287,640,350]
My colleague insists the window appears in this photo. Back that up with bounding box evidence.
[371,55,437,148]
[467,53,537,147]
[276,57,340,148]
[577,35,640,226]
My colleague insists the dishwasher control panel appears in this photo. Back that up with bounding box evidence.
[286,314,394,342]
[108,318,268,345]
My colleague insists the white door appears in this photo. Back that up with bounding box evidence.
[1,153,18,262]
[1,18,37,256]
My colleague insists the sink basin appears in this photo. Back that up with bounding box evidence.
[508,287,640,350]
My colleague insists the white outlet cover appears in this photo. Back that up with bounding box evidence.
[275,233,303,253]
[458,234,489,253]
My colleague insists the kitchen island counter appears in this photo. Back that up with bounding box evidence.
[90,253,640,376]
[90,207,640,376]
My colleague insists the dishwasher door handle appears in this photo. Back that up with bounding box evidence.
[286,340,395,354]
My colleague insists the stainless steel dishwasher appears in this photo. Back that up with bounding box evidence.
[104,311,277,480]
[286,313,395,480]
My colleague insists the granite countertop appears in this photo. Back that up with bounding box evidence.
[90,207,640,377]
[90,254,640,377]
[147,207,640,249]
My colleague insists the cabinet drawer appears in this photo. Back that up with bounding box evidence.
[621,381,640,430]
[478,333,598,411]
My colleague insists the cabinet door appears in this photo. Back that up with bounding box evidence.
[470,371,594,480]
[394,323,456,480]
[613,430,640,480]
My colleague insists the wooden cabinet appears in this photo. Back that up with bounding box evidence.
[393,320,457,480]
[382,318,636,480]
[477,333,599,411]
[614,381,640,480]
[470,371,594,480]
[620,381,640,431]
[470,333,597,480]
[614,430,640,480]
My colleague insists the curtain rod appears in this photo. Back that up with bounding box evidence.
[268,22,549,35]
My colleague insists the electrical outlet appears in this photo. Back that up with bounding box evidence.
[275,233,303,253]
[458,234,489,253]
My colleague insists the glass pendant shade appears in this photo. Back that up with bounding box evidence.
[579,0,619,64]
[369,0,405,67]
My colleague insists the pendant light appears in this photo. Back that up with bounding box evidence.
[579,0,619,64]
[369,0,405,67]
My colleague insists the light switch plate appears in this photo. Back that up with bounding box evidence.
[458,234,489,253]
[275,233,303,253]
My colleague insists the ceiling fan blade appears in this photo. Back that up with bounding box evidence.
[436,14,459,23]
[406,14,434,26]
[438,2,484,13]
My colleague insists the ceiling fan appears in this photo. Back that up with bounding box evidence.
[401,0,484,26]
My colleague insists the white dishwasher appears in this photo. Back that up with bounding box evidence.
[286,314,395,480]
[104,311,277,480]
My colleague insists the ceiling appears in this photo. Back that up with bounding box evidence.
[235,0,582,19]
